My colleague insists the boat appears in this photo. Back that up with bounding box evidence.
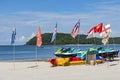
[49,48,103,66]
[48,57,102,66]
[54,47,82,57]
[97,47,119,60]
[49,57,85,66]
[87,23,119,61]
[49,22,119,66]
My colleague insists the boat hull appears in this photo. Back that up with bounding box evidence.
[48,57,102,66]
[55,53,77,57]
[98,50,119,60]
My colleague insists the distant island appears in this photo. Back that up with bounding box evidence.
[26,33,120,45]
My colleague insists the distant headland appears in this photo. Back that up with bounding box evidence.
[26,33,120,45]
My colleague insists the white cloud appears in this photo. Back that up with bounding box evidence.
[16,36,26,42]
[0,1,120,45]
[28,32,36,40]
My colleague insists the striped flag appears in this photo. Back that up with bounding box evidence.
[71,20,80,38]
[11,25,16,45]
[36,26,42,47]
[51,23,57,43]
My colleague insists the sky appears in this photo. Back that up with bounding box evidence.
[0,0,120,45]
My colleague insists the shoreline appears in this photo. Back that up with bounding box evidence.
[0,57,119,80]
[0,59,49,62]
[0,56,120,62]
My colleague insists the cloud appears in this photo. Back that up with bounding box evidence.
[28,32,36,40]
[0,1,120,45]
[14,32,36,45]
[16,36,26,42]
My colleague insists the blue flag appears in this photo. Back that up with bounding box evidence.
[11,26,16,45]
[51,23,57,43]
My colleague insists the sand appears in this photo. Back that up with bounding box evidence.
[0,58,120,80]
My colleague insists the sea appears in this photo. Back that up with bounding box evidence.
[0,44,120,61]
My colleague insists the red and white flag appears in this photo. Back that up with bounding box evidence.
[86,27,94,39]
[100,24,111,36]
[101,24,111,45]
[86,23,103,39]
[36,26,42,47]
[93,23,103,33]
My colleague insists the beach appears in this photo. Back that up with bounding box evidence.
[0,58,120,80]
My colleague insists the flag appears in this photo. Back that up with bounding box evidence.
[101,24,111,45]
[71,20,80,38]
[36,26,42,47]
[51,23,57,43]
[11,26,16,45]
[102,32,109,45]
[86,27,94,39]
[100,24,111,36]
[102,24,111,33]
[93,23,103,33]
[86,23,103,39]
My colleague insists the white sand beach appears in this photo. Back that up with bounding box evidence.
[0,58,120,80]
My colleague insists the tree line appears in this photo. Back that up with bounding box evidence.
[26,33,120,45]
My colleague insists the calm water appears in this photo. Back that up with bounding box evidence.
[0,44,120,61]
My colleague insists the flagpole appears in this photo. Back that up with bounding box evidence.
[13,24,16,66]
[71,19,80,48]
[93,32,96,48]
[78,19,80,48]
[93,37,96,48]
[35,26,42,67]
[35,45,38,66]
[13,44,16,69]
[11,24,16,70]
[50,22,57,64]
[53,40,56,58]
[53,25,57,58]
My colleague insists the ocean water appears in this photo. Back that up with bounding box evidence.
[0,44,120,61]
